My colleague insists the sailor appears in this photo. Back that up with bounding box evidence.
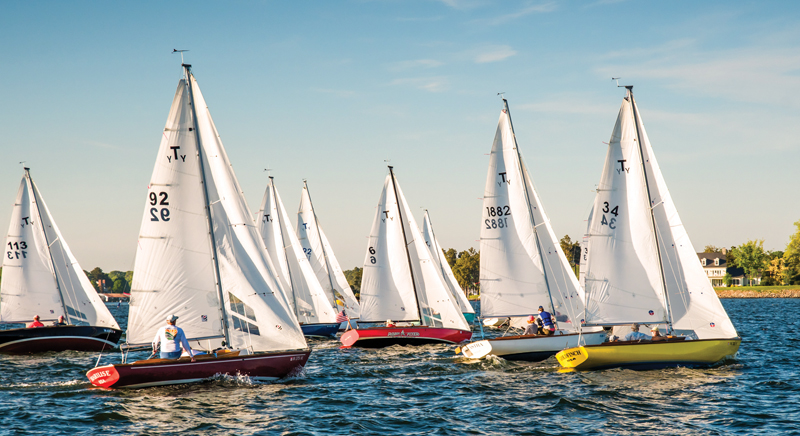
[523,316,538,335]
[623,323,651,342]
[650,326,665,341]
[152,315,196,362]
[52,315,67,326]
[26,315,44,328]
[536,306,556,336]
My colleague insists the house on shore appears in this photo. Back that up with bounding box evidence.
[697,249,759,286]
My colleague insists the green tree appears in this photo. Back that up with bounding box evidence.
[729,240,768,286]
[443,248,457,270]
[344,267,362,299]
[783,220,800,285]
[723,273,732,286]
[703,245,723,253]
[559,235,580,277]
[453,248,480,291]
[85,267,111,292]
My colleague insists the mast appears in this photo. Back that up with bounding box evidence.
[184,64,231,345]
[503,99,558,317]
[303,180,339,309]
[271,177,300,320]
[388,166,424,325]
[627,87,674,333]
[25,168,70,320]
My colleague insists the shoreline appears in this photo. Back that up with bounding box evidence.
[716,289,800,298]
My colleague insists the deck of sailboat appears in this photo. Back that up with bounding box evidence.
[340,326,472,348]
[459,330,608,361]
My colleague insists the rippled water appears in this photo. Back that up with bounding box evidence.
[0,299,796,435]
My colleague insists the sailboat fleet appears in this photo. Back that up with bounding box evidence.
[0,59,740,388]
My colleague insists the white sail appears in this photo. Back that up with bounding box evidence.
[479,102,584,328]
[578,206,593,291]
[1,170,119,329]
[296,183,361,319]
[421,210,475,316]
[127,69,306,353]
[583,91,668,326]
[257,178,337,326]
[631,95,738,339]
[361,170,469,331]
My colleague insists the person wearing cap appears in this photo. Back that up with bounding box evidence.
[650,326,665,341]
[623,323,651,342]
[52,315,67,326]
[535,306,556,336]
[152,315,195,361]
[26,315,44,328]
[523,316,539,335]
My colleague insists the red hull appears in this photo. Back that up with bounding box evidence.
[86,349,311,388]
[340,326,472,348]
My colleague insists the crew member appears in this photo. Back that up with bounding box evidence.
[623,323,651,342]
[523,316,538,335]
[27,315,44,328]
[536,306,556,336]
[53,315,67,326]
[152,315,195,361]
[650,326,665,341]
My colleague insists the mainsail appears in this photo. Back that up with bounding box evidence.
[296,182,361,319]
[421,210,475,317]
[257,178,337,326]
[360,168,469,331]
[126,65,306,352]
[1,169,119,329]
[479,100,584,327]
[583,88,737,339]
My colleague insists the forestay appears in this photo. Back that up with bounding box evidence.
[479,102,583,327]
[360,170,469,331]
[257,178,337,326]
[127,70,306,352]
[421,210,475,317]
[1,170,119,329]
[296,183,361,319]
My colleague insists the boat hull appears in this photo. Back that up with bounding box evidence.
[340,326,472,348]
[556,338,741,371]
[0,326,122,353]
[300,323,339,338]
[459,330,608,361]
[86,349,311,388]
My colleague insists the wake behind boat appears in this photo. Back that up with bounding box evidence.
[1,168,122,353]
[340,167,472,348]
[86,63,309,388]
[459,98,604,362]
[556,86,741,371]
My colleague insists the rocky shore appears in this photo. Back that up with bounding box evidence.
[716,289,800,298]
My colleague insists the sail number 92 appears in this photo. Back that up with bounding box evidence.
[149,191,170,222]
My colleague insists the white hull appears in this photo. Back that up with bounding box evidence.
[460,330,607,361]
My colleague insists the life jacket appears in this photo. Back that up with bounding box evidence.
[539,311,554,329]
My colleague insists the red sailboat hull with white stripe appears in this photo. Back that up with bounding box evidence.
[86,349,310,389]
[340,326,471,348]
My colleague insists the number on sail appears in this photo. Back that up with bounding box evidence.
[148,191,170,221]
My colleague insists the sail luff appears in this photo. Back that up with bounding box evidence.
[303,181,339,308]
[270,178,299,315]
[388,166,424,325]
[185,65,231,345]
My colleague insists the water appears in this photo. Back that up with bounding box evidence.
[0,299,796,435]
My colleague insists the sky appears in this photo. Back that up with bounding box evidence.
[1,0,799,272]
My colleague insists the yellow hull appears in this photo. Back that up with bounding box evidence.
[556,338,741,371]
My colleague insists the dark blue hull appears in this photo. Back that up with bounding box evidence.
[301,323,339,338]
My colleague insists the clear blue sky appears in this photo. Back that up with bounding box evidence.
[2,1,799,272]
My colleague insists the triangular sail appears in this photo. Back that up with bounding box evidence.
[583,91,668,326]
[361,170,469,331]
[296,183,361,319]
[630,94,738,339]
[257,179,337,326]
[421,211,475,316]
[127,69,306,352]
[479,102,583,328]
[1,170,119,329]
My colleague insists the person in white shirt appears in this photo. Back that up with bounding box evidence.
[152,315,195,361]
[623,323,651,342]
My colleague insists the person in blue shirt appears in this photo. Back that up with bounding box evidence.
[623,323,651,342]
[536,306,556,336]
[152,315,196,361]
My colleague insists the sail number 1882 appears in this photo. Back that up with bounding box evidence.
[485,205,511,229]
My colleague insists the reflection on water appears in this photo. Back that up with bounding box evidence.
[0,299,797,435]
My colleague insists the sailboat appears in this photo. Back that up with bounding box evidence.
[0,168,122,352]
[257,177,339,338]
[86,63,310,388]
[420,210,476,324]
[340,167,472,348]
[296,181,361,328]
[556,86,741,371]
[458,98,606,361]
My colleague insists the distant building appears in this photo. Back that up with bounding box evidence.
[697,249,759,287]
